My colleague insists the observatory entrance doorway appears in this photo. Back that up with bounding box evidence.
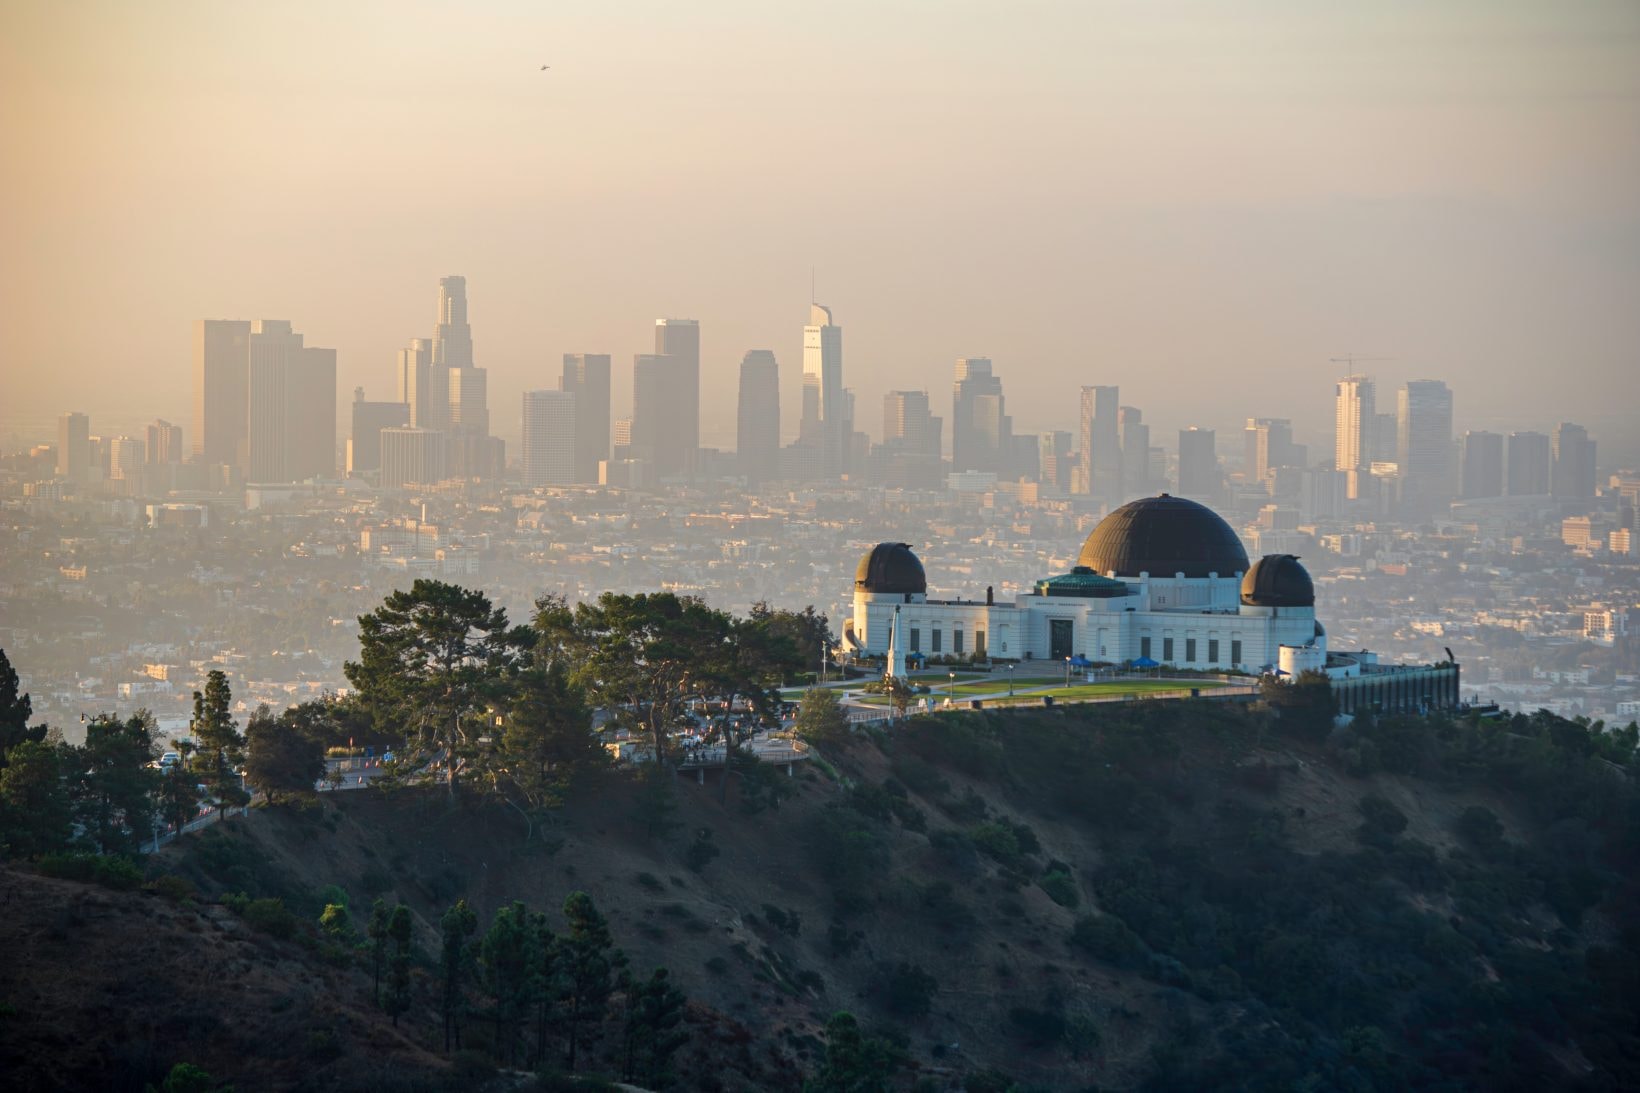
[1048,619,1073,661]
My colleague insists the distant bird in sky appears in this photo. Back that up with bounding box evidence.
[540,64,550,70]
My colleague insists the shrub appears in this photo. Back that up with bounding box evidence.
[828,922,864,957]
[875,962,937,1018]
[1069,914,1145,967]
[1454,805,1506,856]
[635,872,665,892]
[1038,869,1080,909]
[942,788,989,823]
[144,874,197,902]
[1357,794,1409,848]
[890,754,949,798]
[1008,1005,1067,1046]
[685,828,721,872]
[762,904,802,938]
[705,955,731,975]
[240,897,299,940]
[38,852,143,891]
[968,822,1025,870]
[920,882,978,934]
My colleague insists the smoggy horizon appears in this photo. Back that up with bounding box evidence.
[3,1,1637,459]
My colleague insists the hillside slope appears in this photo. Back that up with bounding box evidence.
[7,698,1638,1091]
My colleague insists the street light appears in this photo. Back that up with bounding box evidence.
[1007,663,1015,698]
[1064,656,1072,689]
[948,670,956,706]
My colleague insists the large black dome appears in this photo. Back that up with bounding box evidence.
[1078,495,1250,578]
[855,542,927,595]
[1240,554,1315,608]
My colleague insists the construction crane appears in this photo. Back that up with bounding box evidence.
[1330,354,1394,372]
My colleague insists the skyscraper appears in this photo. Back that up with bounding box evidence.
[1038,431,1074,494]
[146,420,183,465]
[883,390,941,456]
[1396,380,1454,515]
[522,390,577,487]
[379,427,447,490]
[1507,431,1552,496]
[736,350,780,485]
[630,354,671,474]
[246,320,301,482]
[193,319,251,466]
[1079,385,1121,501]
[433,276,474,371]
[245,320,336,482]
[347,388,410,476]
[953,359,1010,474]
[656,318,701,474]
[561,354,611,484]
[1244,418,1295,485]
[397,338,436,428]
[801,305,844,475]
[1552,423,1597,500]
[1335,375,1376,500]
[1460,431,1504,499]
[1119,406,1149,499]
[108,436,145,495]
[1177,427,1221,503]
[57,411,89,481]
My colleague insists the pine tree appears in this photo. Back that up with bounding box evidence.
[439,899,478,1052]
[559,890,624,1072]
[69,714,160,855]
[622,966,688,1086]
[0,740,71,858]
[368,898,390,1006]
[191,671,244,814]
[385,904,413,1026]
[479,900,536,1066]
[0,648,46,766]
[155,767,202,838]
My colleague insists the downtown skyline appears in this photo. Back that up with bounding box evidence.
[3,3,1636,458]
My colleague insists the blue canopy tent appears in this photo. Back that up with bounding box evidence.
[1127,654,1161,678]
[1068,654,1094,668]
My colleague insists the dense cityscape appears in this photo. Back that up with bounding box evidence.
[3,271,1634,741]
[5,5,1639,1090]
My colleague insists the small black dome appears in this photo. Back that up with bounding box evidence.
[1240,554,1316,608]
[1078,495,1250,578]
[855,543,927,595]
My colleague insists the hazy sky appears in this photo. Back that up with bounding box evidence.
[3,1,1637,460]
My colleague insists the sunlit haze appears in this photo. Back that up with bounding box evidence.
[3,1,1637,457]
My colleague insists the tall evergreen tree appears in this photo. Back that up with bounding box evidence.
[0,740,71,858]
[559,890,624,1072]
[367,898,390,1007]
[495,651,603,836]
[439,898,478,1052]
[69,713,159,855]
[621,966,688,1087]
[346,580,523,795]
[385,904,414,1026]
[191,671,245,814]
[154,766,202,839]
[479,900,536,1066]
[0,648,45,766]
[243,704,325,803]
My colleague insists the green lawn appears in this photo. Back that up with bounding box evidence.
[947,676,1061,696]
[1036,679,1225,700]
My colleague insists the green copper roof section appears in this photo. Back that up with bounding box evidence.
[1035,567,1137,598]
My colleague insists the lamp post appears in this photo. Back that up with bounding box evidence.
[1064,656,1072,689]
[948,670,956,706]
[1007,663,1015,698]
[819,641,827,684]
